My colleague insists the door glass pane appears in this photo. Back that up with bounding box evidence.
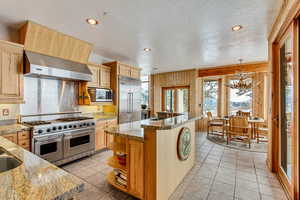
[40,142,57,155]
[176,88,189,113]
[229,79,252,115]
[203,80,218,116]
[70,135,90,147]
[280,34,293,180]
[164,89,175,112]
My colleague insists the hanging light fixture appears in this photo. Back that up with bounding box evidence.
[226,59,253,95]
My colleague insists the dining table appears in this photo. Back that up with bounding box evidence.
[218,116,265,140]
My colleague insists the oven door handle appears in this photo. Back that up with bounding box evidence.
[34,134,62,143]
[64,130,93,139]
[35,138,62,145]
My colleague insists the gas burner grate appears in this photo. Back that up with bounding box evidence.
[56,117,93,122]
[24,121,52,126]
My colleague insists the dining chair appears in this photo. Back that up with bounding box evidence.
[227,116,251,148]
[256,123,268,143]
[207,112,224,137]
[236,110,251,118]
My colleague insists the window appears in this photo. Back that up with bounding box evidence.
[162,86,189,113]
[229,79,252,115]
[141,76,149,107]
[203,80,219,116]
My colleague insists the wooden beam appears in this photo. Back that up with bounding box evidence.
[198,62,268,77]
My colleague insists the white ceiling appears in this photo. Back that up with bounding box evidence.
[0,0,282,74]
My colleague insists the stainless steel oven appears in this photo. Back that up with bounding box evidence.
[88,88,113,102]
[64,127,95,158]
[33,133,64,163]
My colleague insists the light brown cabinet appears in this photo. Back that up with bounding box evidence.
[95,121,107,151]
[118,63,140,79]
[0,40,24,104]
[2,131,31,151]
[128,139,144,198]
[100,66,111,88]
[95,118,118,151]
[19,21,92,63]
[87,64,111,88]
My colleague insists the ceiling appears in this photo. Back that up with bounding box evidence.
[0,0,282,74]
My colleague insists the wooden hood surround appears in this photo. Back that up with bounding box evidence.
[19,21,92,64]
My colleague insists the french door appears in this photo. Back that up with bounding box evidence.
[276,21,299,199]
[162,86,189,113]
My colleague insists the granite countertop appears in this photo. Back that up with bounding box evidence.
[82,112,117,121]
[0,124,31,136]
[105,121,144,141]
[105,113,202,141]
[0,137,84,200]
[141,113,202,130]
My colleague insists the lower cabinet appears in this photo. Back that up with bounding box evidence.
[2,131,31,151]
[95,118,117,151]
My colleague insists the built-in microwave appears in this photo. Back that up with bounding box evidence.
[88,88,113,102]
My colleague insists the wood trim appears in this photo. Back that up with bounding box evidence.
[198,62,268,77]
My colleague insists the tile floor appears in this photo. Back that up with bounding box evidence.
[62,133,287,200]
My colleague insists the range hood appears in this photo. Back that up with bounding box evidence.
[24,51,92,82]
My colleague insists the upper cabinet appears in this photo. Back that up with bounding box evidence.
[119,63,141,79]
[104,62,141,80]
[101,66,111,88]
[87,63,111,88]
[19,21,92,63]
[0,40,24,104]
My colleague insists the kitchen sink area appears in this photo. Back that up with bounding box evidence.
[0,147,22,173]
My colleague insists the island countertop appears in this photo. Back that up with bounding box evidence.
[105,113,202,141]
[0,136,84,200]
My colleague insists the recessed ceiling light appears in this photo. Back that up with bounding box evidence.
[86,18,99,25]
[144,48,151,52]
[153,67,158,70]
[232,25,243,31]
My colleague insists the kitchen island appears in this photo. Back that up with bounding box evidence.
[0,136,84,200]
[105,114,201,200]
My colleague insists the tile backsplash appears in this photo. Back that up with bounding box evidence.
[0,104,20,120]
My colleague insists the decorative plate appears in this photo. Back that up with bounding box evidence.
[177,127,191,161]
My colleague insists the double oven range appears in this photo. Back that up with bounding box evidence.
[24,116,96,166]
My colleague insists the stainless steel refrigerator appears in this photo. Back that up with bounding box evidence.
[119,76,141,124]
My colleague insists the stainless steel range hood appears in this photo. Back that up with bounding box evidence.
[24,51,92,81]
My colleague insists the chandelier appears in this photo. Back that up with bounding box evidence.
[226,59,253,95]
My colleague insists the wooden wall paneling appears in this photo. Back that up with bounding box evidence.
[198,62,268,77]
[252,72,266,119]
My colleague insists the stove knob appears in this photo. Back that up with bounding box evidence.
[83,123,86,126]
[38,130,43,134]
[73,125,77,128]
[52,127,57,131]
[64,125,67,129]
[79,124,82,127]
[69,125,73,128]
[91,122,95,126]
[58,126,62,130]
[86,123,90,126]
[47,128,51,133]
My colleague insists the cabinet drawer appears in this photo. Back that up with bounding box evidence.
[18,139,30,148]
[18,131,30,140]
